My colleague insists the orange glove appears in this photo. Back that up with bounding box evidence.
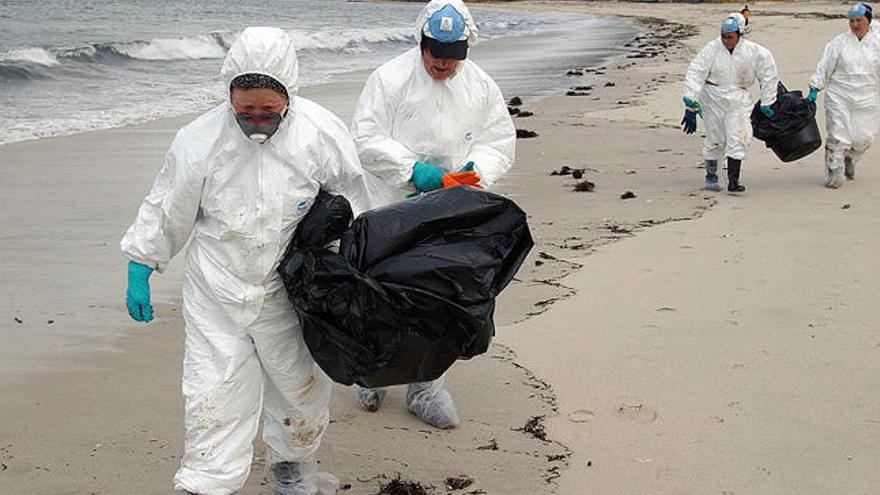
[441,170,482,189]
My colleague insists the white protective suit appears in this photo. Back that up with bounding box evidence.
[683,37,779,161]
[121,27,386,495]
[348,0,514,428]
[350,0,516,201]
[809,29,880,171]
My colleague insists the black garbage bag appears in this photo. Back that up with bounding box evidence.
[278,186,533,388]
[751,82,822,162]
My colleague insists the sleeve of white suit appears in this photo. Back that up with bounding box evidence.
[754,45,779,106]
[464,79,516,187]
[120,134,204,272]
[683,43,714,102]
[808,38,838,91]
[320,121,396,218]
[350,71,419,189]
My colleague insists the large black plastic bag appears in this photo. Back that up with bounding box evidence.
[751,82,822,162]
[278,186,533,388]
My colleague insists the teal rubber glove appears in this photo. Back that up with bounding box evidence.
[683,96,702,117]
[807,87,818,103]
[126,261,154,322]
[459,161,475,172]
[411,161,445,191]
[760,105,775,119]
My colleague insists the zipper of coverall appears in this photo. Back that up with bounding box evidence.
[257,143,267,287]
[438,81,444,170]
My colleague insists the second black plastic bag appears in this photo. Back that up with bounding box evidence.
[278,187,533,388]
[751,82,822,162]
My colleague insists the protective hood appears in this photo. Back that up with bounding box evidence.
[728,12,750,35]
[414,0,479,46]
[221,27,299,99]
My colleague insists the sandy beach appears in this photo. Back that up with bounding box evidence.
[1,1,879,494]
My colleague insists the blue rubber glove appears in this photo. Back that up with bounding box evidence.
[411,161,445,191]
[681,109,698,135]
[760,105,775,119]
[682,96,702,116]
[807,87,818,103]
[126,261,154,322]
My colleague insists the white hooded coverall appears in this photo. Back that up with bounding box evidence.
[350,0,516,200]
[683,37,779,161]
[809,29,880,170]
[121,27,383,495]
[348,0,515,413]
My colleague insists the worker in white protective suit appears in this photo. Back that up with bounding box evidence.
[807,3,880,189]
[350,0,515,429]
[121,27,388,495]
[681,16,779,193]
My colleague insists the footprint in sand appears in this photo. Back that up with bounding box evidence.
[615,397,658,424]
[567,409,596,424]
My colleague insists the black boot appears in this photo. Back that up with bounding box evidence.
[727,158,745,193]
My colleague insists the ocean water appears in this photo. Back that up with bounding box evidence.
[0,0,638,145]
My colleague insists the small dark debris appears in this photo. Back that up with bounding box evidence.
[373,475,431,495]
[620,191,637,200]
[842,204,852,209]
[509,96,523,106]
[446,476,474,491]
[604,81,616,87]
[340,483,352,490]
[656,148,672,152]
[547,454,568,462]
[566,68,585,76]
[14,317,22,324]
[550,165,572,176]
[566,91,590,97]
[516,415,548,441]
[587,460,593,467]
[507,106,520,116]
[517,111,534,118]
[572,85,592,91]
[534,260,544,267]
[573,180,595,193]
[477,438,499,450]
[47,320,55,324]
[616,100,630,105]
[571,169,584,179]
[1,463,7,471]
[516,129,538,139]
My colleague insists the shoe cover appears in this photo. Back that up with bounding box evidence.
[703,181,722,192]
[271,459,340,495]
[825,168,843,189]
[406,382,460,429]
[357,387,387,412]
